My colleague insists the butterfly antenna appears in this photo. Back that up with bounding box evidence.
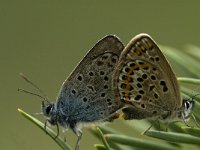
[186,94,200,127]
[191,93,200,102]
[18,88,49,103]
[19,73,49,100]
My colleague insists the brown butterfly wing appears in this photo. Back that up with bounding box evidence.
[56,35,125,121]
[112,33,181,119]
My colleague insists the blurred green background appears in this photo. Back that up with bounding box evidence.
[1,1,200,150]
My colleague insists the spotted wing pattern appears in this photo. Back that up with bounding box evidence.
[56,35,124,123]
[112,34,181,119]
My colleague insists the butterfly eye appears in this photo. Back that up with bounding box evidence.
[45,104,53,115]
[185,101,191,109]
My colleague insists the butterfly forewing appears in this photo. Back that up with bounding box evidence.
[56,35,124,122]
[113,34,181,119]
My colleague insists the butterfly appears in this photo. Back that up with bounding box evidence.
[20,34,196,150]
[112,33,195,126]
[40,35,124,150]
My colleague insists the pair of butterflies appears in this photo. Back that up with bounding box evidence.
[25,34,195,150]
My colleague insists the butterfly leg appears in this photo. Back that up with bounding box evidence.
[181,113,194,128]
[64,135,67,143]
[191,113,200,128]
[44,119,60,139]
[72,127,82,150]
[143,123,153,134]
[157,120,169,132]
[54,122,60,139]
[44,119,48,134]
[154,120,168,132]
[143,118,160,134]
[183,119,191,127]
[164,122,169,132]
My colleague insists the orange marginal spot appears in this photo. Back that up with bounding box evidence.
[138,63,145,68]
[121,65,138,100]
[139,63,153,70]
[123,93,133,105]
[122,82,134,99]
[124,99,133,105]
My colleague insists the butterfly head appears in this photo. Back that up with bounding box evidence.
[42,101,58,125]
[179,98,195,121]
